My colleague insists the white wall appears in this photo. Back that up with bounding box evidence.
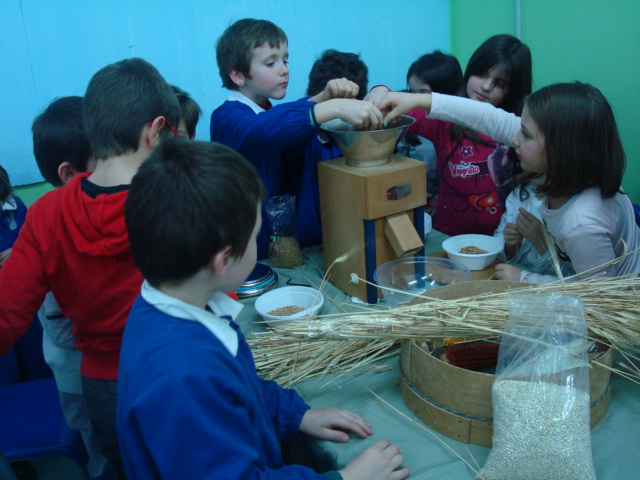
[1,0,450,186]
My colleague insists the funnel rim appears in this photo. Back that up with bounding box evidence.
[319,114,415,133]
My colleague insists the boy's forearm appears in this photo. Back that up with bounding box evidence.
[312,100,342,125]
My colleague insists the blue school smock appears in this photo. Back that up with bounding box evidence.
[210,93,321,258]
[118,289,329,479]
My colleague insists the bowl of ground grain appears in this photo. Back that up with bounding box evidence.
[254,286,324,328]
[442,234,504,270]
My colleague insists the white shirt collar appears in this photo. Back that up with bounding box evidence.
[2,198,17,212]
[140,281,243,356]
[227,90,265,114]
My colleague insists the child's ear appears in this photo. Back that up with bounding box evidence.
[229,69,246,88]
[146,116,166,148]
[57,162,79,186]
[209,246,233,276]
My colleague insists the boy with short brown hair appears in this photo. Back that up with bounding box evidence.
[210,18,383,256]
[118,138,409,480]
[0,57,180,478]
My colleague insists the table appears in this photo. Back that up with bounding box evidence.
[236,231,640,479]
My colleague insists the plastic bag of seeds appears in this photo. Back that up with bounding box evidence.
[266,195,304,268]
[479,293,596,480]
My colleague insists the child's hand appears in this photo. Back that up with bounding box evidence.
[494,263,523,281]
[314,99,384,130]
[299,407,373,442]
[516,208,547,255]
[339,99,384,129]
[377,92,431,124]
[503,222,523,260]
[363,86,390,108]
[339,439,409,480]
[318,78,360,102]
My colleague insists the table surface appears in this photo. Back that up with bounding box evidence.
[236,231,640,479]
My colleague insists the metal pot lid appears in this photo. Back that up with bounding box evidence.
[240,263,275,288]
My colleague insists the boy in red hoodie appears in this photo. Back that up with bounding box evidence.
[0,57,180,479]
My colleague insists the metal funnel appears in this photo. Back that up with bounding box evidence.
[320,115,415,167]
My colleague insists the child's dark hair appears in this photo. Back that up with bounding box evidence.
[528,82,625,199]
[216,18,288,91]
[0,165,12,203]
[172,85,202,138]
[32,96,92,187]
[83,58,180,160]
[307,49,369,100]
[125,139,266,287]
[453,34,532,145]
[406,50,462,95]
[458,34,532,114]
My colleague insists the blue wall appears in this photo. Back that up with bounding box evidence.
[1,0,449,186]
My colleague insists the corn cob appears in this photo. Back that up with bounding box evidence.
[440,341,500,370]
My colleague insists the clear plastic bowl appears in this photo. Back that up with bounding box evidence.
[374,256,471,307]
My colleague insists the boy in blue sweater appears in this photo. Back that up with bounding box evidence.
[118,138,408,480]
[210,18,383,257]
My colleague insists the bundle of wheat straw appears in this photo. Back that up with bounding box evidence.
[250,273,640,384]
[250,337,399,386]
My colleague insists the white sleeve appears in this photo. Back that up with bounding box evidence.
[429,93,521,146]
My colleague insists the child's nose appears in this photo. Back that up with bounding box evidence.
[480,78,493,91]
[512,131,520,146]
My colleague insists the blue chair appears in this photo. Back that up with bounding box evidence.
[633,203,640,228]
[0,353,89,478]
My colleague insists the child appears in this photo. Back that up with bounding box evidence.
[30,95,109,477]
[405,50,463,96]
[306,49,369,99]
[494,172,572,278]
[210,18,383,258]
[1,165,52,386]
[396,50,463,215]
[369,34,532,237]
[291,49,371,248]
[171,85,202,139]
[377,82,640,283]
[0,57,181,478]
[118,138,409,480]
[0,165,27,266]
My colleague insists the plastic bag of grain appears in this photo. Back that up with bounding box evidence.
[479,293,596,480]
[266,195,304,268]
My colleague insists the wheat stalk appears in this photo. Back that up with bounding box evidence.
[249,274,640,385]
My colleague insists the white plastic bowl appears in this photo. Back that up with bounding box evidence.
[373,256,471,307]
[442,234,504,271]
[254,286,324,328]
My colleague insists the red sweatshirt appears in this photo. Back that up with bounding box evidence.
[407,108,506,236]
[0,173,142,380]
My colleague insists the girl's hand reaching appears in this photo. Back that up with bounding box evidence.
[376,92,432,124]
[363,85,391,108]
[299,407,373,443]
[339,439,409,480]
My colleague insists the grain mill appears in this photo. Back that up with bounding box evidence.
[318,116,427,303]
